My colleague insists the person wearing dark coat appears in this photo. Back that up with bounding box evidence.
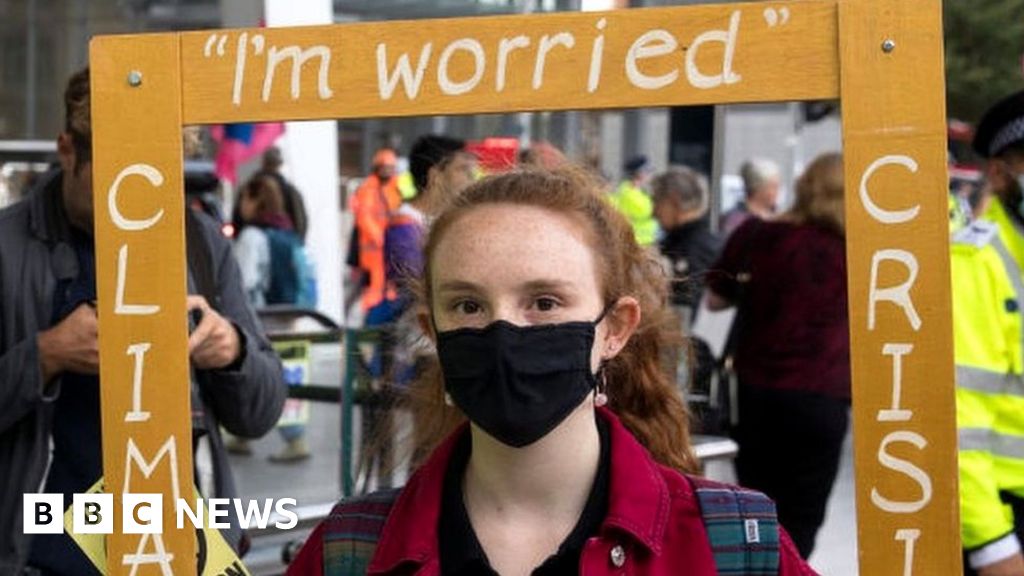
[651,166,723,322]
[0,68,287,574]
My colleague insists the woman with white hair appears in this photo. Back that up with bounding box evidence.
[720,157,782,236]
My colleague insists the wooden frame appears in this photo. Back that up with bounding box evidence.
[89,0,957,573]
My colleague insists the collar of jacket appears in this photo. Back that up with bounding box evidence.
[28,168,74,246]
[367,406,671,575]
[663,218,710,245]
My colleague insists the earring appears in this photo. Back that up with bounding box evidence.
[594,365,609,407]
[444,392,454,407]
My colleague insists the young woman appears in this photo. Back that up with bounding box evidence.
[234,174,297,308]
[232,173,311,461]
[289,168,816,575]
[706,153,849,559]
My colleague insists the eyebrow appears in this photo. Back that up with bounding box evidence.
[434,278,576,294]
[436,280,482,294]
[520,279,576,292]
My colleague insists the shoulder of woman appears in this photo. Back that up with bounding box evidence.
[237,226,269,246]
[322,487,404,543]
[309,488,405,575]
[673,474,819,574]
[726,216,769,245]
[787,223,845,252]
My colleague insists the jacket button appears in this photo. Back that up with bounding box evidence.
[610,544,626,567]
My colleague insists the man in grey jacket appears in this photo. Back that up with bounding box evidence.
[0,68,287,574]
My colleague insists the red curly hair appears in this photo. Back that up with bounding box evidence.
[403,167,698,474]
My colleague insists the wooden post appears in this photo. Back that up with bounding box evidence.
[839,0,962,573]
[91,34,195,574]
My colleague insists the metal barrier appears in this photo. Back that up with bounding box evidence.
[256,306,387,495]
[252,306,346,574]
[251,307,398,567]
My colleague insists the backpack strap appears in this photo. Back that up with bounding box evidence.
[323,488,402,576]
[689,476,781,575]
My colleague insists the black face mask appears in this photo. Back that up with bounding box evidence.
[435,307,611,448]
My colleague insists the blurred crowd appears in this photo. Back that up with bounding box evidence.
[7,63,1024,576]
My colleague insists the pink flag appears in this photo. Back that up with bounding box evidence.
[212,122,286,184]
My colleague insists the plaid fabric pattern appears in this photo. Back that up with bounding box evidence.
[690,476,781,575]
[323,488,402,576]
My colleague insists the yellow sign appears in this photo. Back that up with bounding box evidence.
[63,480,250,576]
[180,1,838,124]
[274,340,312,428]
[92,33,196,574]
[90,1,959,574]
[839,0,960,572]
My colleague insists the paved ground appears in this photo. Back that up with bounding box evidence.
[809,433,858,576]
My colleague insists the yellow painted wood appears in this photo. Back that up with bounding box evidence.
[180,0,838,124]
[88,1,960,572]
[839,0,961,574]
[91,34,195,574]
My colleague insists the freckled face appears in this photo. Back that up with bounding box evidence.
[430,204,606,353]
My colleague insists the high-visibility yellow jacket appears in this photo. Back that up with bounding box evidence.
[609,180,658,246]
[950,194,970,234]
[984,198,1024,271]
[952,219,1024,560]
[396,171,417,200]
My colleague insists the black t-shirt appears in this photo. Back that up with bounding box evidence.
[438,417,610,575]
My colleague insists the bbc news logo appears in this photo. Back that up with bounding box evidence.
[24,494,299,534]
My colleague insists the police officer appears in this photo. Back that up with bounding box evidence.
[610,155,659,246]
[954,90,1024,576]
[974,91,1024,270]
[952,218,1024,576]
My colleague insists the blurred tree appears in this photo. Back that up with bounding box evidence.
[945,0,1024,122]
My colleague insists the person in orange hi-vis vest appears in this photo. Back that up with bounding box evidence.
[350,148,401,311]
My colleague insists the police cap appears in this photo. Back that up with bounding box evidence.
[973,90,1024,159]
